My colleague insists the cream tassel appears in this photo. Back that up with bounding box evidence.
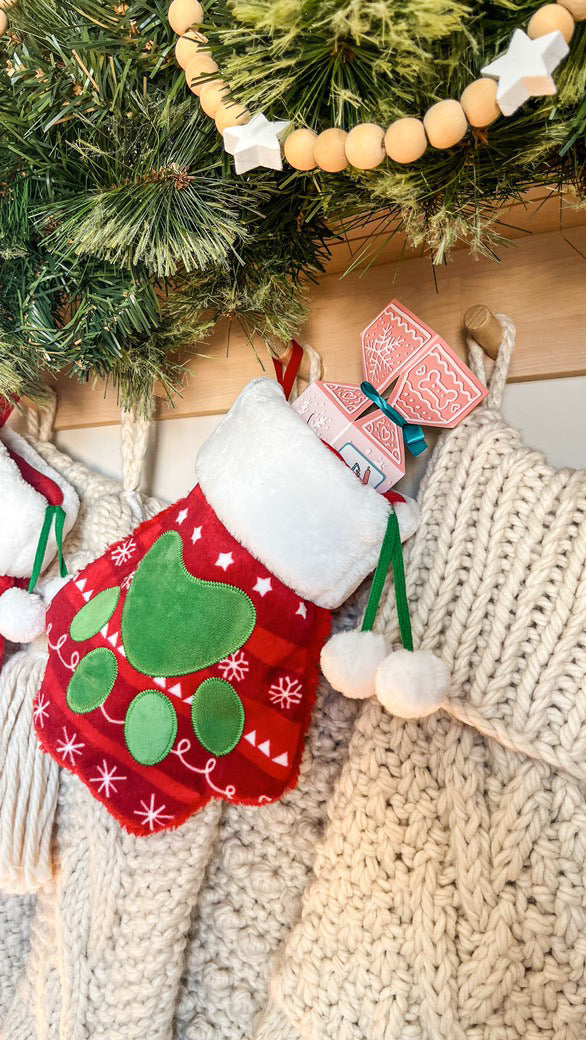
[0,647,59,893]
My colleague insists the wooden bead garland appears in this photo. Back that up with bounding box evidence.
[423,100,468,149]
[557,0,586,20]
[200,81,228,118]
[314,128,348,172]
[460,79,500,128]
[215,99,250,133]
[170,0,581,169]
[168,0,203,36]
[175,30,202,70]
[284,129,318,171]
[184,50,219,96]
[345,124,385,170]
[384,118,427,164]
[528,3,575,41]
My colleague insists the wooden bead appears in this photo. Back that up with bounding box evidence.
[199,81,228,118]
[528,3,575,40]
[384,118,427,164]
[284,129,318,171]
[460,79,500,128]
[557,0,586,21]
[215,99,250,133]
[423,100,468,150]
[175,30,201,70]
[168,0,204,35]
[314,128,348,172]
[345,123,385,170]
[184,51,219,96]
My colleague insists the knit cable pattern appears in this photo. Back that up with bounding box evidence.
[265,317,586,1040]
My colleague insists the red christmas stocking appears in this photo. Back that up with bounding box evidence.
[35,379,418,835]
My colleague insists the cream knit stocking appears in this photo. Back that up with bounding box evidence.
[173,661,360,1040]
[263,317,586,1040]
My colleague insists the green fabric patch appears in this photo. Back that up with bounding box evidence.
[66,648,118,714]
[121,531,256,678]
[70,587,121,642]
[192,677,245,757]
[124,690,178,766]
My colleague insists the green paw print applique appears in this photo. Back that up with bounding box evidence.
[66,531,256,765]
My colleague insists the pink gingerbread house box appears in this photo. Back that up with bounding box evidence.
[292,382,405,492]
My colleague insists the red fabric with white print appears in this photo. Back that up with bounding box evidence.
[35,485,332,836]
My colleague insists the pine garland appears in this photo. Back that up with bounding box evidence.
[0,0,585,409]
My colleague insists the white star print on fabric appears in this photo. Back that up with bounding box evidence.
[33,693,50,728]
[111,537,136,567]
[191,525,202,544]
[482,29,569,116]
[218,651,249,683]
[90,759,127,798]
[253,577,272,597]
[176,508,188,525]
[269,676,303,710]
[223,113,290,174]
[215,552,234,571]
[56,726,85,765]
[133,794,173,832]
[296,602,308,619]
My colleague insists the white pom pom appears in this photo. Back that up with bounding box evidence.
[375,649,449,719]
[40,574,70,607]
[321,629,387,700]
[0,587,46,644]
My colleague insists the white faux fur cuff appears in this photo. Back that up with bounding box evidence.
[0,430,79,579]
[196,379,417,609]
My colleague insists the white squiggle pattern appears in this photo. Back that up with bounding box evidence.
[100,703,125,726]
[46,623,80,674]
[171,738,236,799]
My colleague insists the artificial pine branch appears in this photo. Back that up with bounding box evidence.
[0,0,585,411]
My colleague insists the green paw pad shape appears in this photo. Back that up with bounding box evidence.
[67,648,118,714]
[124,690,178,766]
[65,531,251,765]
[192,678,245,757]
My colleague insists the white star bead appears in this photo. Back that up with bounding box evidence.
[191,525,202,544]
[253,577,272,596]
[296,602,307,619]
[176,508,188,525]
[215,552,234,571]
[223,113,290,175]
[481,29,569,116]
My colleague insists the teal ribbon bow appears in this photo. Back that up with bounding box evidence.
[28,504,67,594]
[360,381,427,457]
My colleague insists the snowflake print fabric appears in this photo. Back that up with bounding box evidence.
[35,485,331,836]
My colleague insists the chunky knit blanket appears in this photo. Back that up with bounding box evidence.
[262,317,586,1040]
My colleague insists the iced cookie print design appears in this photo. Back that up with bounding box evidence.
[35,486,331,835]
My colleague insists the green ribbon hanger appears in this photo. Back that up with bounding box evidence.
[361,508,413,652]
[28,504,67,594]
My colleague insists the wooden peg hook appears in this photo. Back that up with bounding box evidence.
[463,304,503,360]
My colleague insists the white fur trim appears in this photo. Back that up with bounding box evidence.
[375,649,450,719]
[0,587,46,643]
[0,430,79,579]
[196,379,406,608]
[321,630,387,699]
